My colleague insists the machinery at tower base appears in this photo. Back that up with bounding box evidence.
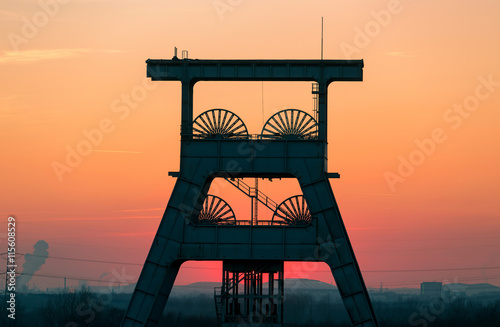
[215,261,284,326]
[121,58,379,327]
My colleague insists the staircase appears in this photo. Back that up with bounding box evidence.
[224,177,278,212]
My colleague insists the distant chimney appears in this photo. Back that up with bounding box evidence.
[182,50,188,59]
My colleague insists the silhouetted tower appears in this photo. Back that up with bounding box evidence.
[121,57,379,327]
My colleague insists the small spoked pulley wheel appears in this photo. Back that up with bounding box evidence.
[195,195,236,225]
[272,195,311,225]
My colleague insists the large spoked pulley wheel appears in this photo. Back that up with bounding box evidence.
[193,109,249,139]
[195,195,236,225]
[261,109,318,139]
[272,195,312,225]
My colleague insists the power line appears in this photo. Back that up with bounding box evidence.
[2,271,499,291]
[2,253,499,274]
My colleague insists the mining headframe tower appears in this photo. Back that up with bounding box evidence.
[121,55,379,327]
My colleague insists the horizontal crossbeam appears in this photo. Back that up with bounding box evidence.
[146,59,363,83]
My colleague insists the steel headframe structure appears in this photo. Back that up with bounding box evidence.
[121,58,379,327]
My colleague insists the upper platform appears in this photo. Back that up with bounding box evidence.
[146,59,363,84]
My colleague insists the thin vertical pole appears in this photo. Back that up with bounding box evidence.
[250,197,254,226]
[321,17,324,60]
[254,178,258,224]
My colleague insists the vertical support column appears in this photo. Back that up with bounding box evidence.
[317,81,327,140]
[223,270,228,321]
[181,79,194,140]
[317,80,328,170]
[259,272,263,317]
[245,272,249,316]
[233,273,237,316]
[269,271,274,320]
[278,268,284,323]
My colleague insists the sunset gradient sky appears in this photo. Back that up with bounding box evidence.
[1,0,499,290]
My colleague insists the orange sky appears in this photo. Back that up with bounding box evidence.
[1,0,499,290]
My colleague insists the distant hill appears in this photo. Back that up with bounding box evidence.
[378,287,420,295]
[179,282,221,291]
[444,283,500,296]
[283,278,336,291]
[172,282,220,296]
[105,280,500,297]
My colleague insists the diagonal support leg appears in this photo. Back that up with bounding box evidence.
[297,173,379,327]
[326,244,378,327]
[121,260,182,327]
[121,166,211,327]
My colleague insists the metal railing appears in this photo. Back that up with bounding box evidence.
[230,220,288,226]
[190,133,319,141]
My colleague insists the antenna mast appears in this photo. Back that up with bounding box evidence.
[321,17,324,60]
